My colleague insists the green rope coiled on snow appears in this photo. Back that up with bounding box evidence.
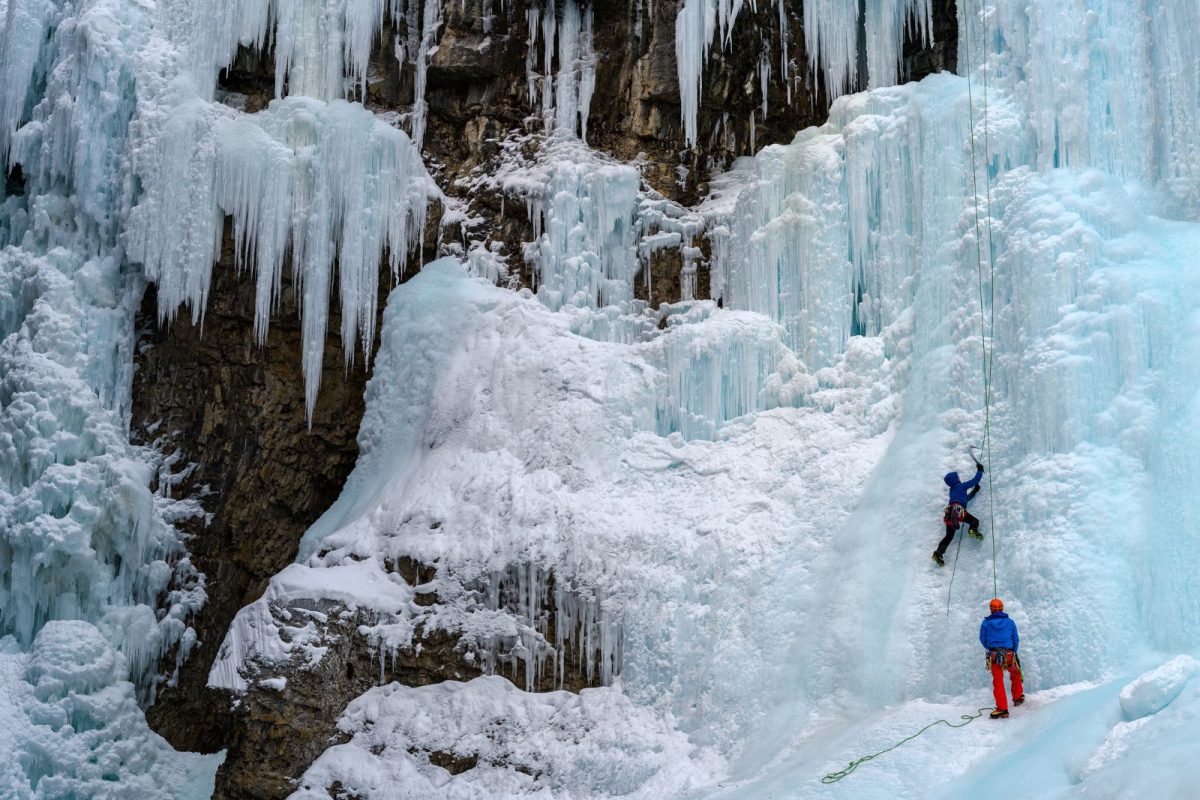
[820,707,995,784]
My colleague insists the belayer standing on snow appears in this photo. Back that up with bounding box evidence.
[980,597,1023,718]
[931,458,984,566]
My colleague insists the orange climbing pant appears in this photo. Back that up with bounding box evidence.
[990,650,1023,711]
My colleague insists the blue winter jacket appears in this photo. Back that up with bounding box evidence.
[944,469,983,506]
[979,611,1018,651]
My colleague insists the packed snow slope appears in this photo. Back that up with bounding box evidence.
[249,2,1200,798]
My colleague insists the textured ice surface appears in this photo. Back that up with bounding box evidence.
[0,621,222,799]
[0,0,205,685]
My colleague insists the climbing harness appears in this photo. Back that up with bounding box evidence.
[986,648,1017,670]
[943,503,967,528]
[820,708,995,784]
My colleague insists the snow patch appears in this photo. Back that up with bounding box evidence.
[289,676,723,800]
[1118,655,1199,721]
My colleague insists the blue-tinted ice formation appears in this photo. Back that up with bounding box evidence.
[1,0,433,792]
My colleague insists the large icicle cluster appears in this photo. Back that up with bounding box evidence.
[526,0,596,140]
[126,96,432,418]
[675,0,934,146]
[164,0,408,103]
[127,0,438,419]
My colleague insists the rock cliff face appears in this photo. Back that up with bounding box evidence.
[135,2,957,796]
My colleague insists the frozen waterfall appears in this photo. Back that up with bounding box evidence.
[275,1,1200,798]
[1,0,1199,797]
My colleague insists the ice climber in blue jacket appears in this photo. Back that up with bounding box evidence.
[980,597,1023,718]
[931,459,984,566]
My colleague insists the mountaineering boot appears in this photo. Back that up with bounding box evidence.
[932,552,945,566]
[1013,696,1025,706]
[990,709,1009,719]
[968,528,984,540]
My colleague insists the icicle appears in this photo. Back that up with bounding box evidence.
[759,49,771,116]
[526,5,542,110]
[411,0,441,150]
[577,4,596,141]
[801,0,859,98]
[776,0,790,104]
[540,5,556,130]
[553,0,583,135]
[675,0,718,147]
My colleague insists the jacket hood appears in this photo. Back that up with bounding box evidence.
[985,611,1009,620]
[944,471,960,487]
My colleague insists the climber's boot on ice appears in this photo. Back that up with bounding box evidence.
[1013,696,1025,706]
[932,552,945,566]
[990,709,1009,719]
[968,528,984,540]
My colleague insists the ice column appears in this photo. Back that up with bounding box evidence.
[527,0,596,139]
[677,0,933,147]
[491,138,640,315]
[410,0,441,151]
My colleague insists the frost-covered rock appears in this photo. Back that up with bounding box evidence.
[289,676,723,800]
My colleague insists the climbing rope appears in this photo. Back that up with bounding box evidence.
[820,708,995,784]
[945,505,968,614]
[822,11,1006,789]
[961,0,999,598]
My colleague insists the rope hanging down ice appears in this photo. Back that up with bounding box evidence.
[961,0,999,599]
[822,6,1006,786]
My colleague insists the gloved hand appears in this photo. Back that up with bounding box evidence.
[974,460,984,473]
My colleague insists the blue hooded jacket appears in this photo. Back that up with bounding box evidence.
[944,469,983,506]
[979,611,1018,651]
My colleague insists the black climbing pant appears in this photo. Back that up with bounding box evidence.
[936,510,979,557]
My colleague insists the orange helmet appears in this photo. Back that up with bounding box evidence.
[989,598,1004,612]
